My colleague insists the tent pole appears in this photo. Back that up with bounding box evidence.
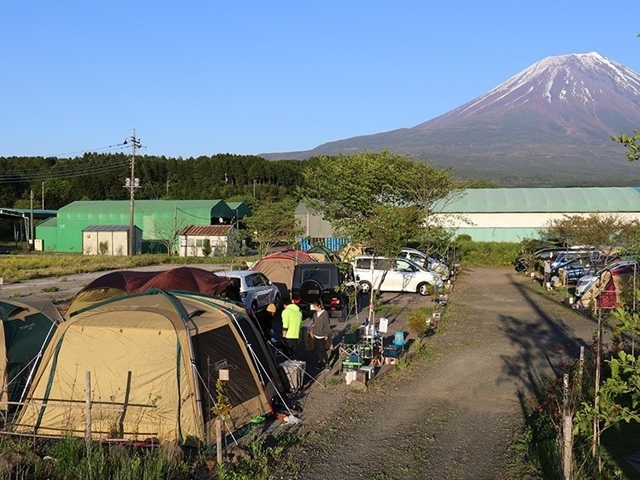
[18,322,57,406]
[180,314,206,442]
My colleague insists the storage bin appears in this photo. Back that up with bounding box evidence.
[384,345,403,358]
[359,365,376,380]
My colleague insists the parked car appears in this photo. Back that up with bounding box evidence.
[290,262,356,319]
[550,249,604,270]
[556,257,597,284]
[216,270,280,313]
[352,255,443,296]
[515,246,591,273]
[399,247,450,280]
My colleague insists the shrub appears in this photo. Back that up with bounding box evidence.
[202,239,212,257]
[98,241,110,255]
[406,307,436,337]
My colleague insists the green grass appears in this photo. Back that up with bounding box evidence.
[457,240,521,267]
[0,253,255,284]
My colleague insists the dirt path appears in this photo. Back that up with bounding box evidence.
[277,267,597,480]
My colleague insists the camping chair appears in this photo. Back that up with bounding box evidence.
[393,331,405,352]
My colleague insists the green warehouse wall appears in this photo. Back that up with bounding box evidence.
[40,200,240,253]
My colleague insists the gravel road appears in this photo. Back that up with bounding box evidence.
[276,267,597,480]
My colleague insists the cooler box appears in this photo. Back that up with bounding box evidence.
[359,365,376,380]
[384,345,403,358]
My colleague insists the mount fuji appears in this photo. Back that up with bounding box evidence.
[264,52,640,187]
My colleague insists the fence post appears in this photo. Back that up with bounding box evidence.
[562,373,573,479]
[85,371,92,447]
[216,417,223,465]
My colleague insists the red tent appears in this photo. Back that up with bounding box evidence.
[65,266,239,315]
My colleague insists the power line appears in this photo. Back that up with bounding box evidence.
[0,156,129,183]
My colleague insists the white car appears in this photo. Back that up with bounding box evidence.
[216,270,280,313]
[399,247,450,280]
[352,255,443,296]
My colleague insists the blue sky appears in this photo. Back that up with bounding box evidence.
[2,1,639,159]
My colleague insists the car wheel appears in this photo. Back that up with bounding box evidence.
[418,282,433,296]
[359,281,372,294]
[274,293,281,308]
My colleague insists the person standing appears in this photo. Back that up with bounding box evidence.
[311,300,331,371]
[281,298,302,359]
[266,303,281,338]
[543,258,552,287]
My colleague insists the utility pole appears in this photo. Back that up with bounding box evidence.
[29,190,34,251]
[124,130,142,256]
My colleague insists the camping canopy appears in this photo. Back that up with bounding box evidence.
[65,266,239,316]
[0,298,63,410]
[251,250,317,297]
[14,290,273,446]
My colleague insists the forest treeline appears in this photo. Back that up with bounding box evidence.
[0,153,314,210]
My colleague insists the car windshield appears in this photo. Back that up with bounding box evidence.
[301,268,331,285]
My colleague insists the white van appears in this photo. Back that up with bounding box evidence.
[352,255,443,296]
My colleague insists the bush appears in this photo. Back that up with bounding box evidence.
[202,239,212,257]
[406,307,436,337]
[457,241,521,267]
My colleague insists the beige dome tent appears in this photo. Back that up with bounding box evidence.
[251,250,317,297]
[14,290,273,447]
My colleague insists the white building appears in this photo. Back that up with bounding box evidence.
[178,225,235,257]
[82,225,142,256]
[433,187,640,242]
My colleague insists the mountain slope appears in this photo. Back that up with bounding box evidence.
[264,53,640,186]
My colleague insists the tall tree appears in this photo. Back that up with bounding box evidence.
[244,199,304,258]
[301,151,457,258]
[540,213,640,258]
[302,151,457,322]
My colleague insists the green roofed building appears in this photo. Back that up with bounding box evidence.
[36,200,249,253]
[433,187,640,242]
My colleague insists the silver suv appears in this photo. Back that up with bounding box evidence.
[216,270,280,313]
[352,255,443,296]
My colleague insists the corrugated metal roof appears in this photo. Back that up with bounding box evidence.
[82,225,131,232]
[61,200,234,218]
[436,187,640,213]
[178,225,233,236]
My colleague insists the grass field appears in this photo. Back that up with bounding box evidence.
[0,253,253,284]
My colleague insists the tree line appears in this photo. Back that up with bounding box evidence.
[0,153,314,210]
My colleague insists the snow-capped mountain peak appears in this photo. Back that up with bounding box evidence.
[416,52,640,128]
